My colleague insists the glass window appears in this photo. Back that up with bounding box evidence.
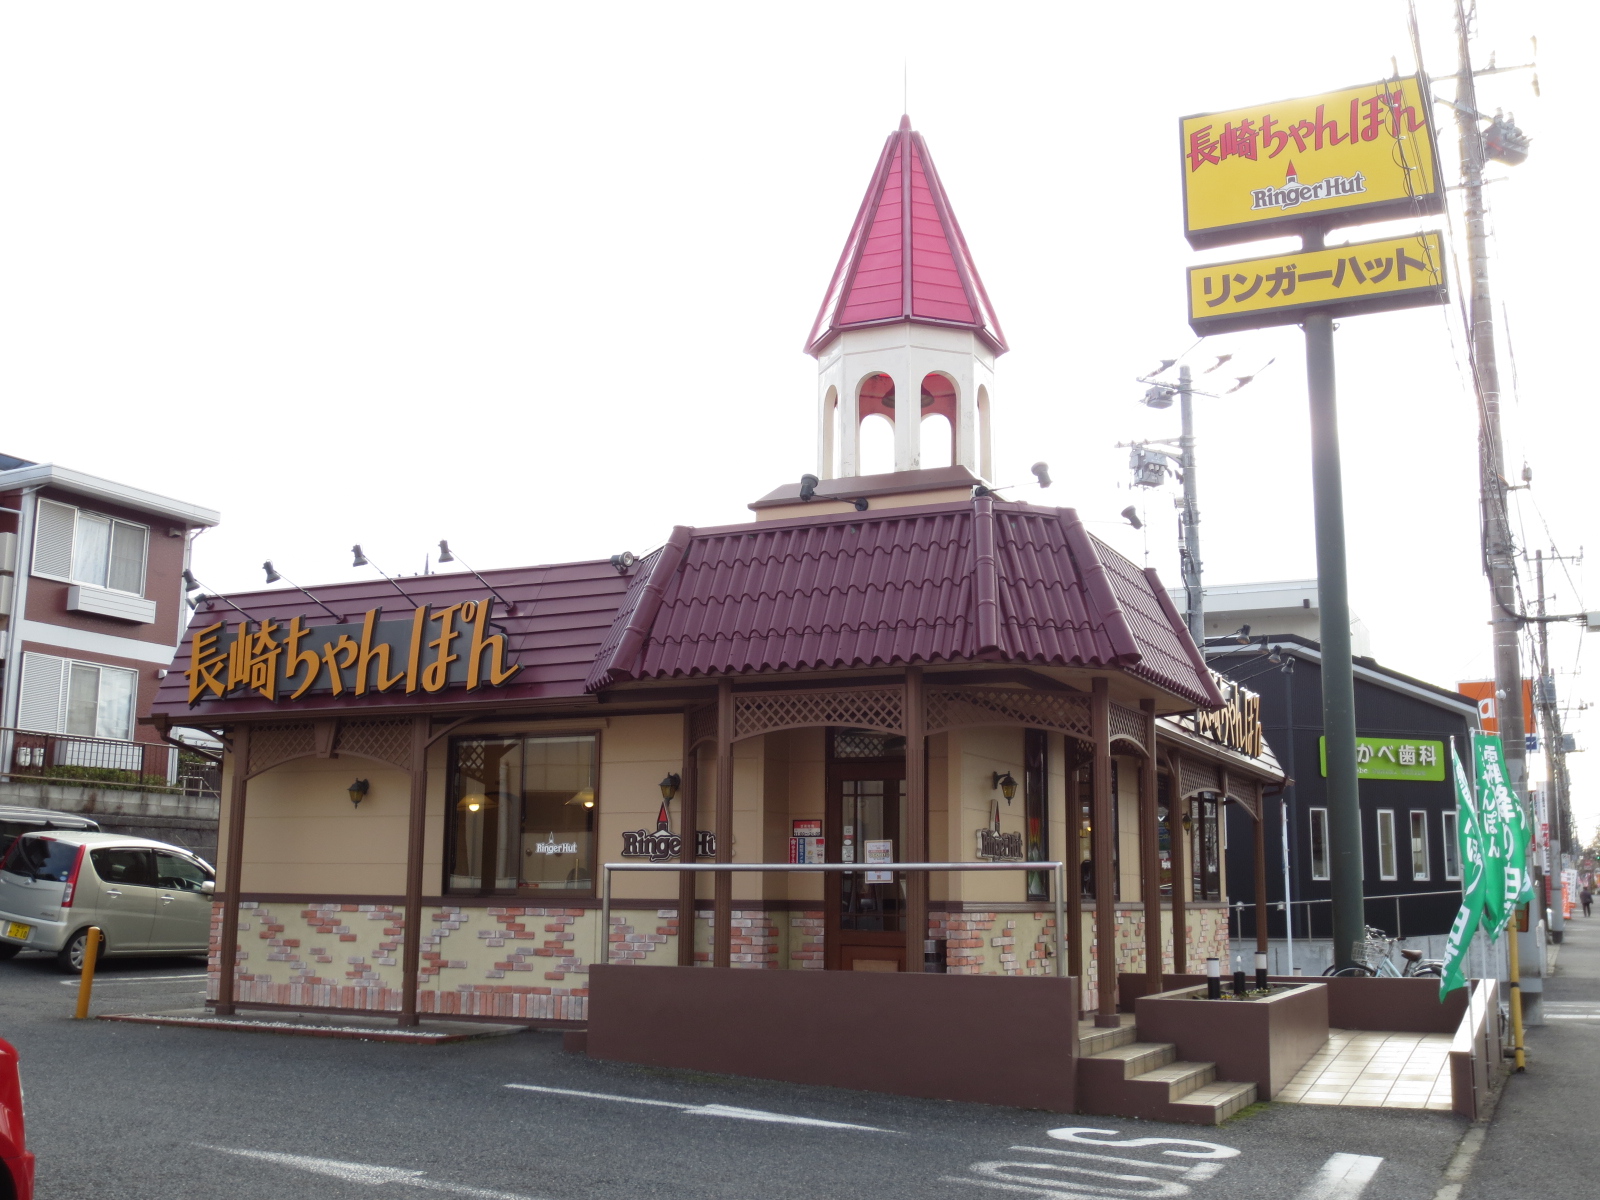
[448,734,597,894]
[33,499,149,595]
[60,662,138,741]
[1190,796,1221,901]
[1309,808,1330,880]
[1410,811,1429,880]
[73,514,111,589]
[154,851,211,892]
[1156,774,1173,897]
[89,847,156,887]
[1023,729,1049,901]
[1077,760,1118,899]
[108,522,148,594]
[66,664,101,737]
[1442,811,1462,880]
[1376,810,1398,881]
[3,836,79,881]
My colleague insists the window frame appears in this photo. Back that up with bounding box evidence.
[31,497,149,597]
[443,728,603,898]
[17,651,140,741]
[1441,811,1462,881]
[1376,809,1398,881]
[1023,729,1049,901]
[1409,810,1430,881]
[1309,807,1331,881]
[1190,794,1221,902]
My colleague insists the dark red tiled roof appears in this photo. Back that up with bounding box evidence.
[586,498,1221,708]
[805,115,1006,356]
[148,560,635,722]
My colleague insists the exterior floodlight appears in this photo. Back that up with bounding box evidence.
[1120,506,1142,530]
[438,540,455,563]
[1268,646,1282,663]
[1030,462,1052,488]
[263,561,281,584]
[351,545,368,568]
[1235,624,1251,644]
[182,569,200,592]
[799,474,819,501]
[348,778,369,808]
[610,552,637,574]
[853,497,869,512]
[992,771,1018,802]
[659,773,681,801]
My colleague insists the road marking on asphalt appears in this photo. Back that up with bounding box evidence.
[1047,1128,1241,1159]
[57,973,208,985]
[198,1145,542,1199]
[504,1083,891,1131]
[1433,1125,1487,1200]
[1292,1153,1383,1200]
[944,1127,1243,1196]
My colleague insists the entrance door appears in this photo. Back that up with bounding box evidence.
[826,768,907,971]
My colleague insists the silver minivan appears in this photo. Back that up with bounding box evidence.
[0,832,214,972]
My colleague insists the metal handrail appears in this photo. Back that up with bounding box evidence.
[599,860,1067,976]
[1229,887,1465,941]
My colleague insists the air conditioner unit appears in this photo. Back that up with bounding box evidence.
[0,573,12,617]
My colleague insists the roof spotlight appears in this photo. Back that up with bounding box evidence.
[351,544,369,568]
[799,474,819,501]
[1235,624,1252,644]
[263,561,282,584]
[610,552,638,574]
[437,539,455,563]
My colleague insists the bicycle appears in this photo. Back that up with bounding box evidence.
[1322,925,1442,978]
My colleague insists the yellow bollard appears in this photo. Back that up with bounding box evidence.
[73,927,102,1020]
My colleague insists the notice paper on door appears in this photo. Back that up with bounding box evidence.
[865,840,893,882]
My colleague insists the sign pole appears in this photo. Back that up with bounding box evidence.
[1302,230,1364,970]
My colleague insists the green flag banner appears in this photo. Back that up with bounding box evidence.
[1474,731,1533,936]
[1440,741,1486,997]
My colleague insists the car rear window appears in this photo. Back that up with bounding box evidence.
[2,835,80,881]
[90,847,156,887]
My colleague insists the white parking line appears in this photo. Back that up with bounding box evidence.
[58,973,208,985]
[199,1145,543,1199]
[1293,1153,1384,1200]
[504,1083,891,1131]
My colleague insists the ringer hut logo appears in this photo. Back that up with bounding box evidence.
[1251,161,1366,211]
[620,802,715,862]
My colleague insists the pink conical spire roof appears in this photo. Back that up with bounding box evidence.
[806,115,1007,356]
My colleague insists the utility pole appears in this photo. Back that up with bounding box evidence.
[1176,365,1203,645]
[1454,0,1529,797]
[1532,549,1576,936]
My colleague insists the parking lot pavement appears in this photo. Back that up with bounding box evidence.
[2,949,1470,1199]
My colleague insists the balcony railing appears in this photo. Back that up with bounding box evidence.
[0,727,216,796]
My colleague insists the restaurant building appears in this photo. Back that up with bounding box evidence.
[147,120,1284,1105]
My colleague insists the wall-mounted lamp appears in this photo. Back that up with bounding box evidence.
[992,771,1018,802]
[1181,811,1194,830]
[610,552,638,574]
[799,474,819,502]
[659,773,681,801]
[348,778,370,808]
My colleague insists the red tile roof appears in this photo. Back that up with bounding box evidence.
[586,498,1221,708]
[805,116,1006,357]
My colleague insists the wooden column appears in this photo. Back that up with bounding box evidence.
[677,711,699,967]
[713,677,734,969]
[1067,751,1084,982]
[1091,678,1118,1026]
[1253,793,1270,958]
[904,665,927,972]
[214,723,251,1016]
[1138,700,1162,999]
[1168,754,1188,975]
[399,714,429,1027]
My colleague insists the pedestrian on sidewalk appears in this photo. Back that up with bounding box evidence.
[1581,886,1593,917]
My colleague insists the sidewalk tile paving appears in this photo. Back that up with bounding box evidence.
[1275,1028,1454,1110]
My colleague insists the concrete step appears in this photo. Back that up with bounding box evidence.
[1076,1020,1138,1056]
[1127,1059,1216,1102]
[1087,1041,1176,1078]
[1173,1080,1258,1124]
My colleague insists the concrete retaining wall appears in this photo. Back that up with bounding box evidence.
[0,779,219,862]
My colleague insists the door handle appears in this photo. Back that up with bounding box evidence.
[159,894,175,904]
[104,888,123,897]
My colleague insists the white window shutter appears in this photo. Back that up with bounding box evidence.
[32,499,76,579]
[18,652,67,733]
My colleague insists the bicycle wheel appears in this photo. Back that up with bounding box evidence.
[1324,965,1376,977]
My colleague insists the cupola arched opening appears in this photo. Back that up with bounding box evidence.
[920,373,957,469]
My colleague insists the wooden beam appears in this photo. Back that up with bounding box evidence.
[1139,699,1162,999]
[1168,753,1188,974]
[214,723,251,1017]
[904,665,927,972]
[678,708,700,967]
[1091,678,1118,1027]
[399,714,429,1027]
[713,677,734,969]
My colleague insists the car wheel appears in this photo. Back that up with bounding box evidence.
[0,942,20,961]
[55,928,104,974]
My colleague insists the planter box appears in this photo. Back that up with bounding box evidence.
[1134,982,1329,1100]
[1126,973,1466,1034]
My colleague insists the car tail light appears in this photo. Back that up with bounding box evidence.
[60,845,87,908]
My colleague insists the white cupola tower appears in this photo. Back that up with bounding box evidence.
[803,115,1008,482]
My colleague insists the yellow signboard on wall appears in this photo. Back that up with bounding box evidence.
[1180,77,1442,250]
[1186,231,1447,335]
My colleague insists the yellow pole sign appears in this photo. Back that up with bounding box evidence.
[1180,77,1442,250]
[1187,231,1447,335]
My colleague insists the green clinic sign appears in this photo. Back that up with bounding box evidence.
[1319,736,1445,782]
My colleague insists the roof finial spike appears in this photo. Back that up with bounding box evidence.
[899,112,912,132]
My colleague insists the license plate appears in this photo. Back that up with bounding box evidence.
[4,921,30,941]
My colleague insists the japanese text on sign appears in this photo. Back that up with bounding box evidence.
[1180,77,1441,249]
[1187,231,1446,336]
[1318,736,1446,782]
[184,596,520,706]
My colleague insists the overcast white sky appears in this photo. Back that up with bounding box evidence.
[4,2,1594,841]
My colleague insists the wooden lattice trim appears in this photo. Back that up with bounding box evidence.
[334,718,415,770]
[732,688,904,742]
[1226,775,1262,820]
[246,722,316,777]
[1108,703,1148,754]
[1177,754,1221,800]
[688,703,719,750]
[925,687,1091,739]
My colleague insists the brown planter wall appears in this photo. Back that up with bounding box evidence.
[1123,974,1466,1034]
[1134,983,1329,1099]
[587,964,1080,1112]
